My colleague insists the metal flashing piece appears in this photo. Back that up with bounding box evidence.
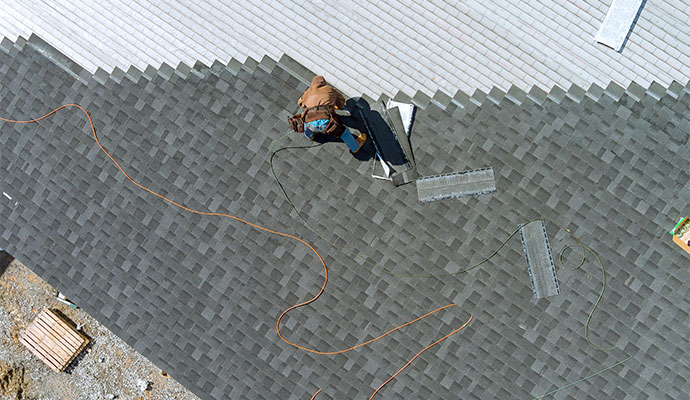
[416,167,496,203]
[386,100,415,136]
[519,220,561,299]
[358,106,392,181]
[358,100,418,185]
[380,102,418,186]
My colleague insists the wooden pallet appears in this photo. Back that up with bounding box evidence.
[19,308,89,372]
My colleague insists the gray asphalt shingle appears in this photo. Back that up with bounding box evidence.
[1,34,689,400]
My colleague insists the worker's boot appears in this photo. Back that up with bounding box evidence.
[351,132,368,153]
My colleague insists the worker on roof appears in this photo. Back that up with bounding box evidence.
[297,76,367,153]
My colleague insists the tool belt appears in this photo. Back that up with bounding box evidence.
[288,106,344,136]
[288,113,304,133]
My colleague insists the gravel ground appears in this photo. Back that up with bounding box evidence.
[0,252,201,400]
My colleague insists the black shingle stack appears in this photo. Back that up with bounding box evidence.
[1,34,688,400]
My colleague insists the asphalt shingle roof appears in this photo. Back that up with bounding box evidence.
[1,35,689,399]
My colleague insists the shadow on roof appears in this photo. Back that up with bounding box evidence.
[0,250,14,278]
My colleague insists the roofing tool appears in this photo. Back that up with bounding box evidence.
[53,290,79,308]
[669,216,690,254]
[333,108,351,117]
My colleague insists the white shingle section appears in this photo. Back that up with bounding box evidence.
[595,0,645,51]
[0,0,689,98]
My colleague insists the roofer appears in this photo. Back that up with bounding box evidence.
[295,76,367,153]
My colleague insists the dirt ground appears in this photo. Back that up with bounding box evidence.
[0,252,201,400]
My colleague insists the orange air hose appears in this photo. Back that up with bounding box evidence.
[310,388,322,400]
[368,314,473,399]
[1,104,464,364]
[309,314,473,400]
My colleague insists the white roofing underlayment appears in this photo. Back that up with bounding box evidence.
[0,0,689,98]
